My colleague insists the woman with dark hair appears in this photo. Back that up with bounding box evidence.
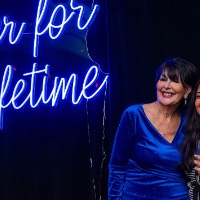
[181,79,200,200]
[108,58,199,200]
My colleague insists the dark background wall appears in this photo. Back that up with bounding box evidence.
[107,0,200,144]
[0,0,200,200]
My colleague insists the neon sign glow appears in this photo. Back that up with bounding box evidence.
[0,64,108,129]
[0,0,109,130]
[0,0,99,57]
[0,16,26,44]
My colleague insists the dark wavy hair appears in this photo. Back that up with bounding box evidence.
[155,58,199,89]
[181,79,200,170]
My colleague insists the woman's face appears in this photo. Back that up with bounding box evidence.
[156,71,191,107]
[195,84,200,115]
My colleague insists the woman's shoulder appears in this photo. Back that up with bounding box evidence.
[124,103,143,113]
[122,103,156,124]
[123,103,152,115]
[124,102,153,110]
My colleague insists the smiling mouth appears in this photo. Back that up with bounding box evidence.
[162,92,174,97]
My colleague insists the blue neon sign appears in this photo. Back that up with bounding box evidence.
[0,0,99,57]
[0,0,109,130]
[0,64,108,129]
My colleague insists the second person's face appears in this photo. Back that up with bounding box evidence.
[195,84,200,115]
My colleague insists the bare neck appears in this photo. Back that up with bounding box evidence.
[153,101,181,120]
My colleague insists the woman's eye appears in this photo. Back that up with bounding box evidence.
[172,79,180,83]
[159,77,167,81]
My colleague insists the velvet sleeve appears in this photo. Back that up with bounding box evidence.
[108,109,134,200]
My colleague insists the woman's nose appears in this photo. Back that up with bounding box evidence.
[164,80,171,88]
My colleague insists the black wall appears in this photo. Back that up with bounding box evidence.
[107,0,200,143]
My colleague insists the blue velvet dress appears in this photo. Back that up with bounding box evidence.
[108,104,189,200]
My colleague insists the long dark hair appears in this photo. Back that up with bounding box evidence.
[181,80,200,170]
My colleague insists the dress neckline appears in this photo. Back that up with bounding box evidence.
[139,104,183,145]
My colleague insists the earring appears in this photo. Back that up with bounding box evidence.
[184,97,187,106]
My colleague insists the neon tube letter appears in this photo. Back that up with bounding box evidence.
[0,16,26,44]
[33,0,99,57]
